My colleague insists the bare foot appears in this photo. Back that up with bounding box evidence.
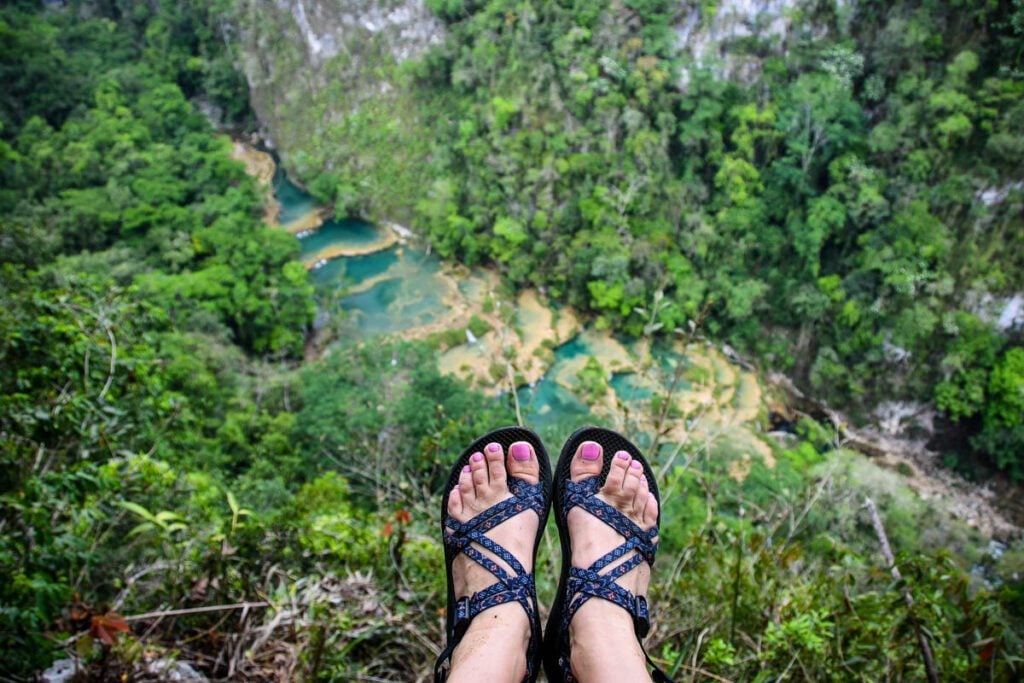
[566,441,659,683]
[446,441,541,683]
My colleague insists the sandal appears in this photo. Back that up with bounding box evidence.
[434,426,552,683]
[543,426,672,682]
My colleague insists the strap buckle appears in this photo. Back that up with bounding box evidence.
[435,596,473,683]
[633,595,650,638]
[453,595,472,637]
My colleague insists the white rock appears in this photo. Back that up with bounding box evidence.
[146,658,208,682]
[997,293,1023,331]
[676,0,800,86]
[978,181,1024,207]
[386,222,415,240]
[41,658,79,683]
[873,401,934,438]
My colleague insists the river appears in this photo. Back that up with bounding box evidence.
[270,169,774,454]
[232,142,1020,544]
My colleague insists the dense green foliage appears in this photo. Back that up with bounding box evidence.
[0,9,510,676]
[652,442,1022,681]
[2,1,1023,681]
[0,0,318,671]
[298,0,1024,478]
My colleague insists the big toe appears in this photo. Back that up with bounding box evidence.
[570,440,604,482]
[507,441,540,484]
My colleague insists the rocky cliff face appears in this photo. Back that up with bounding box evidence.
[232,0,443,185]
[234,0,838,161]
[228,0,840,203]
[675,0,846,85]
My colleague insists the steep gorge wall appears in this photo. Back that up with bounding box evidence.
[231,0,832,174]
[675,0,845,85]
[231,0,443,209]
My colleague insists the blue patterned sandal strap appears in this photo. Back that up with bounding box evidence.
[574,495,658,560]
[445,494,528,537]
[589,533,658,573]
[563,555,645,623]
[437,475,545,682]
[561,477,600,518]
[457,574,536,624]
[444,482,545,579]
[556,470,670,681]
[509,477,546,512]
[435,570,539,682]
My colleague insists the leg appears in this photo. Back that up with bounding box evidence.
[567,442,660,682]
[446,441,541,683]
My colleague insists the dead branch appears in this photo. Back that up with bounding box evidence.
[863,497,939,683]
[122,601,271,622]
[506,360,524,427]
[97,320,117,402]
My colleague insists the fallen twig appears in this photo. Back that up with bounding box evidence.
[864,497,939,683]
[675,662,734,683]
[122,601,271,622]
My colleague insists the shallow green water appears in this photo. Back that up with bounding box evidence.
[515,336,595,429]
[273,171,318,224]
[275,174,661,416]
[275,176,450,339]
[300,218,383,255]
[337,251,449,336]
[552,335,588,360]
[518,376,590,429]
[610,372,653,401]
[308,247,400,287]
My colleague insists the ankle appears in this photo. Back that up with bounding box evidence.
[449,607,530,683]
[464,610,531,644]
[569,602,649,682]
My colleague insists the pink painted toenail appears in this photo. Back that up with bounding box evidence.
[472,452,484,462]
[511,443,531,461]
[617,451,630,460]
[630,460,642,469]
[486,442,501,453]
[463,465,471,472]
[581,443,600,460]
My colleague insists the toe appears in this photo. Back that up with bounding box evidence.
[507,441,540,484]
[458,464,474,499]
[603,450,631,492]
[641,492,659,531]
[447,485,463,518]
[570,440,603,482]
[484,442,507,486]
[469,451,489,495]
[632,474,651,520]
[623,459,643,499]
